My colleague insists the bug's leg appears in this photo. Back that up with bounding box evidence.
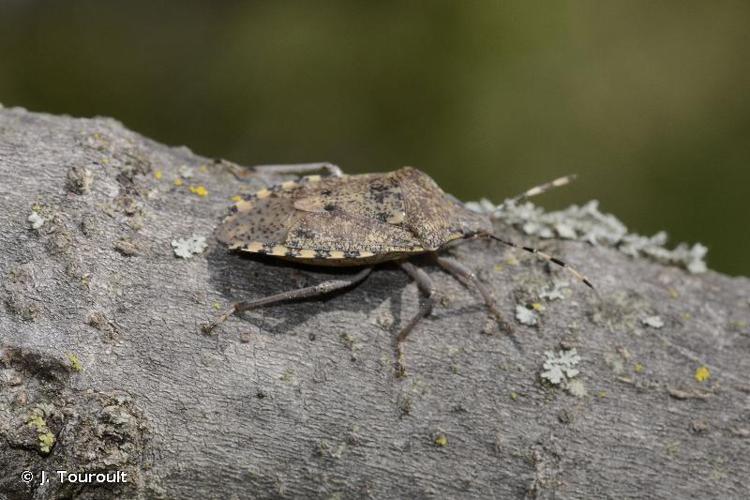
[435,256,513,333]
[252,162,344,178]
[498,174,576,209]
[202,267,372,334]
[394,261,434,378]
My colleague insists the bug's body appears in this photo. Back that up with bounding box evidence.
[216,166,492,266]
[208,163,590,376]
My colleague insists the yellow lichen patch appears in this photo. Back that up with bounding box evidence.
[39,432,56,453]
[199,164,208,173]
[494,263,504,272]
[27,414,46,429]
[67,353,83,372]
[531,303,545,311]
[694,366,711,382]
[27,409,55,454]
[174,178,184,187]
[189,185,208,197]
[230,195,242,202]
[255,188,272,199]
[634,362,645,374]
[434,434,448,447]
[154,170,163,180]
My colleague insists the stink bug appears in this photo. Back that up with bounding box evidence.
[205,163,592,375]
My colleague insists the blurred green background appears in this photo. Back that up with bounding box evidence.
[1,1,748,275]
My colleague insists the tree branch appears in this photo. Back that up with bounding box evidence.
[1,107,748,499]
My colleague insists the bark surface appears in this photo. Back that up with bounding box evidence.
[0,107,748,499]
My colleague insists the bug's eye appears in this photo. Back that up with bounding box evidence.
[323,203,336,212]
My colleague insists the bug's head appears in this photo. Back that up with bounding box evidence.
[445,197,497,241]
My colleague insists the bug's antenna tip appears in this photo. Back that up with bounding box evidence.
[583,278,594,289]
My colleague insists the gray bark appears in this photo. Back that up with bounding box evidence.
[0,106,748,499]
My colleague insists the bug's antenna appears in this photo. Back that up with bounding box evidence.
[487,234,594,289]
[499,174,576,209]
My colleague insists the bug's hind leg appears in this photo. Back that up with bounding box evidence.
[202,267,372,334]
[435,256,513,333]
[252,162,343,178]
[394,261,434,378]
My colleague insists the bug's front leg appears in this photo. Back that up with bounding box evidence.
[435,256,513,333]
[202,267,372,334]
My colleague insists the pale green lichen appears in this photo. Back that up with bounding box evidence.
[466,198,708,274]
[540,281,569,301]
[178,165,194,178]
[515,305,539,326]
[541,349,581,385]
[641,315,665,329]
[280,368,295,384]
[566,378,588,398]
[664,440,681,458]
[171,235,207,258]
[339,332,355,350]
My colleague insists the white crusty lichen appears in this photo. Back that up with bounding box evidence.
[171,235,207,259]
[539,281,569,301]
[541,348,581,385]
[28,212,45,229]
[515,305,539,326]
[641,315,664,329]
[465,198,708,274]
[177,165,194,179]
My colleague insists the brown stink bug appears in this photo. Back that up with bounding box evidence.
[205,163,592,375]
